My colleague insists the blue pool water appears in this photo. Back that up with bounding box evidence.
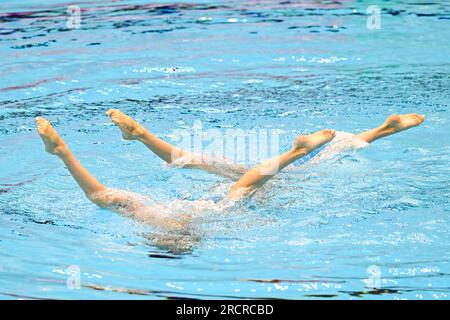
[0,0,449,299]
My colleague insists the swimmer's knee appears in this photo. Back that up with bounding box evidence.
[86,188,144,213]
[86,188,120,207]
[86,190,110,207]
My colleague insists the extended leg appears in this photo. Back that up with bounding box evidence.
[229,129,336,199]
[106,109,248,180]
[35,117,194,237]
[297,113,426,165]
[106,109,182,163]
[35,117,137,209]
[356,113,425,143]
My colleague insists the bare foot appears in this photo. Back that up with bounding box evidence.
[35,117,68,156]
[106,109,144,140]
[292,129,336,154]
[381,114,425,134]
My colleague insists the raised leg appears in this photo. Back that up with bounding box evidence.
[35,117,193,235]
[106,109,182,163]
[106,109,248,180]
[356,114,425,143]
[35,117,137,209]
[229,129,336,199]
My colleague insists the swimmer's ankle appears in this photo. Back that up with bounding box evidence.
[289,148,308,159]
[291,130,335,156]
[133,125,147,140]
[373,124,394,136]
[55,146,70,158]
[135,128,160,143]
[56,147,73,160]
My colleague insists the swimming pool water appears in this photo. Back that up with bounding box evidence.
[0,0,449,299]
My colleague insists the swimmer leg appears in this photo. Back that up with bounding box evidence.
[35,117,133,209]
[106,108,183,163]
[356,113,425,143]
[106,109,247,180]
[228,129,336,199]
[35,117,194,237]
